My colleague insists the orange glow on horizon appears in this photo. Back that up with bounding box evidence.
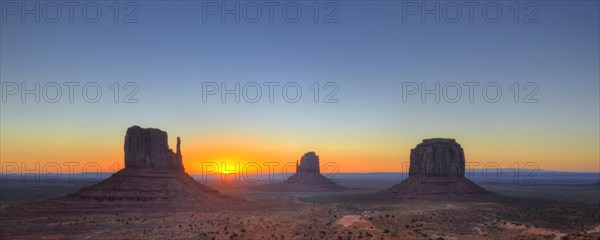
[0,128,598,174]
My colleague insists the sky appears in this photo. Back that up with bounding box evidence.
[1,0,599,175]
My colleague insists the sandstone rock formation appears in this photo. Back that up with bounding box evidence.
[409,138,464,177]
[282,152,345,191]
[124,126,184,170]
[388,138,490,197]
[42,126,224,209]
[286,152,320,182]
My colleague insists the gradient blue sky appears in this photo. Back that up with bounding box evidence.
[1,1,599,172]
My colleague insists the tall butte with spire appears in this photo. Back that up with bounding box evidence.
[48,126,223,208]
[123,126,184,170]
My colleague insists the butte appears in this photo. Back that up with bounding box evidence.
[387,138,491,197]
[32,126,226,210]
[255,151,345,192]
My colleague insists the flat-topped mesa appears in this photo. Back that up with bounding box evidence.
[409,138,465,177]
[124,126,184,171]
[387,138,490,197]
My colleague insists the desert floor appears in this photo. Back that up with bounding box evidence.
[1,176,599,239]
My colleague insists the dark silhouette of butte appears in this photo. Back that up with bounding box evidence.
[286,152,340,185]
[44,126,223,208]
[255,151,344,192]
[387,138,491,197]
[283,151,345,191]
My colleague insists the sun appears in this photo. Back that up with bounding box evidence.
[217,159,242,175]
[222,170,238,174]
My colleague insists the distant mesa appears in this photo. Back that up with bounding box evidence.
[283,151,345,191]
[255,151,345,192]
[41,126,224,209]
[286,152,325,184]
[387,138,491,197]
